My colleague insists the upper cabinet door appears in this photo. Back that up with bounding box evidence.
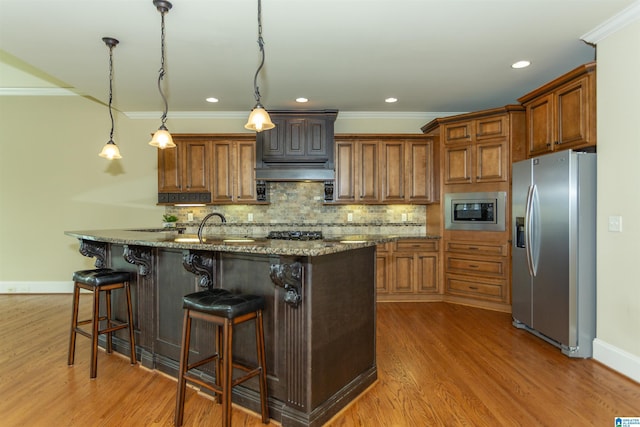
[381,141,405,202]
[158,145,181,193]
[234,140,257,202]
[211,141,234,203]
[334,140,356,202]
[183,141,210,192]
[525,94,554,157]
[406,140,433,202]
[358,140,380,202]
[556,76,593,148]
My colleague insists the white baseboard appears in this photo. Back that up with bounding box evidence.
[593,338,640,384]
[0,281,73,294]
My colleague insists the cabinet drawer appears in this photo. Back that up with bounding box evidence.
[396,239,439,252]
[475,115,508,141]
[445,274,505,301]
[445,253,506,278]
[376,242,394,253]
[443,122,472,144]
[445,241,508,257]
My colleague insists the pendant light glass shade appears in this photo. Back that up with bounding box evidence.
[245,103,275,132]
[99,140,122,159]
[149,0,176,149]
[98,37,122,160]
[149,126,174,148]
[244,0,274,133]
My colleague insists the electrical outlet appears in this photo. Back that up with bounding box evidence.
[401,213,407,222]
[248,213,254,222]
[347,212,353,222]
[187,213,194,222]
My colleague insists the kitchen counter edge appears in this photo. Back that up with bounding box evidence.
[65,229,440,257]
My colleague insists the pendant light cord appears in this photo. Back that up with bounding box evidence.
[157,9,169,126]
[252,0,265,104]
[108,43,115,142]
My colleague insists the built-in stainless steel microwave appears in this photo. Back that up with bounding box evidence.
[444,191,506,231]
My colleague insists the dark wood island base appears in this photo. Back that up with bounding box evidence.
[66,230,378,427]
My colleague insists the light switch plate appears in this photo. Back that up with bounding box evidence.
[608,215,622,232]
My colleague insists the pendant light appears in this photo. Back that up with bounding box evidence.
[98,37,122,160]
[149,0,176,149]
[244,0,275,132]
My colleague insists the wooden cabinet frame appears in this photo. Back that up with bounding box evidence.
[518,62,596,157]
[158,134,262,205]
[333,134,438,204]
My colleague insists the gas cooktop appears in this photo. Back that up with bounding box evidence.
[266,231,323,241]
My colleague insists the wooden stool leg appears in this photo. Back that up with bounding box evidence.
[124,282,137,364]
[90,286,100,379]
[222,319,233,427]
[256,310,269,423]
[105,289,113,354]
[68,283,81,366]
[215,324,223,404]
[175,310,192,427]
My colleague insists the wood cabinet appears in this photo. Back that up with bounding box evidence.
[158,134,262,205]
[518,62,596,157]
[376,239,440,301]
[334,139,380,203]
[210,138,258,203]
[157,136,212,204]
[421,106,523,313]
[443,239,510,311]
[332,134,438,204]
[437,107,523,185]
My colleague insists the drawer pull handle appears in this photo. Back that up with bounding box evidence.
[469,286,479,290]
[468,247,479,250]
[468,264,479,268]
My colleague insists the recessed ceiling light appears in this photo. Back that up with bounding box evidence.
[205,97,219,103]
[296,97,308,103]
[511,60,531,69]
[385,97,398,103]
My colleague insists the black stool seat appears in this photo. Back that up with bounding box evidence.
[175,288,269,427]
[68,268,136,379]
[183,290,264,318]
[73,268,131,287]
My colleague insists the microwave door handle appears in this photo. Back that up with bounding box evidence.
[524,185,536,277]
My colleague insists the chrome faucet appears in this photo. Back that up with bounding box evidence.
[197,212,226,243]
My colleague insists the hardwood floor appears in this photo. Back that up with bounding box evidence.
[0,295,638,426]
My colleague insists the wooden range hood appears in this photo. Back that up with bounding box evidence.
[255,110,338,181]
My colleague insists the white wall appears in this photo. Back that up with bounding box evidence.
[592,19,640,382]
[0,96,165,289]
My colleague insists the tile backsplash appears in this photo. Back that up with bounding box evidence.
[165,182,428,236]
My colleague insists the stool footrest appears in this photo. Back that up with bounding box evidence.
[186,353,220,371]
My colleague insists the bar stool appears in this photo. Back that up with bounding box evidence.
[68,268,136,379]
[175,289,269,427]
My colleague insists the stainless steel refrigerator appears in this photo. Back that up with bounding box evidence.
[512,149,596,358]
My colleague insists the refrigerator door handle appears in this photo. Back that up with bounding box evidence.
[524,184,537,277]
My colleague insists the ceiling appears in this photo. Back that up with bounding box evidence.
[0,0,637,117]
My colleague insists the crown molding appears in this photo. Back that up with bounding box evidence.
[124,110,464,121]
[0,87,76,96]
[581,0,640,44]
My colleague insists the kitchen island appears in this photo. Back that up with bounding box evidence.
[65,228,392,427]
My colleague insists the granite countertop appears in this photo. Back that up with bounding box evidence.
[65,229,438,257]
